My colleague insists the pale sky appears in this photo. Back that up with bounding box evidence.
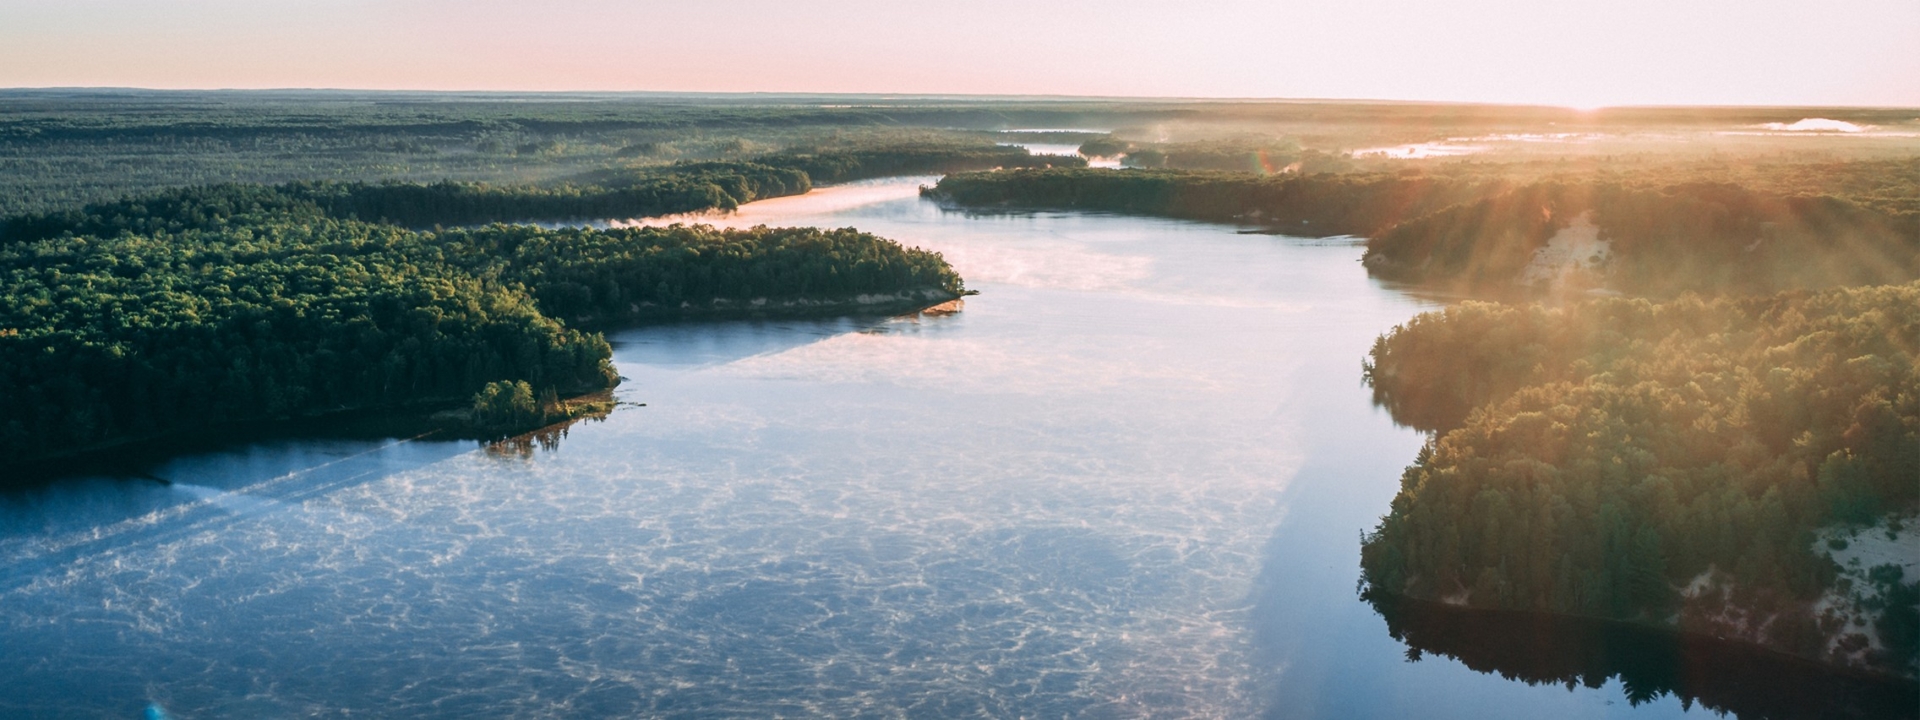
[3,0,1917,107]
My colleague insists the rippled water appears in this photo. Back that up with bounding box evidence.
[1,180,1719,718]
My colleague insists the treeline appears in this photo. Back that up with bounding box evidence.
[0,167,799,244]
[929,168,1500,236]
[930,162,1920,295]
[0,186,963,467]
[1358,283,1920,674]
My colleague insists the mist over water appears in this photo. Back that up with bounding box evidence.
[0,180,1717,718]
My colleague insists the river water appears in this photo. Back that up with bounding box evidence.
[1,178,1731,718]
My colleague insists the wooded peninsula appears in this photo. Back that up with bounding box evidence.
[0,142,1073,467]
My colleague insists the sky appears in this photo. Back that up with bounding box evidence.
[2,0,1917,107]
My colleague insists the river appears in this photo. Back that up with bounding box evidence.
[0,178,1768,717]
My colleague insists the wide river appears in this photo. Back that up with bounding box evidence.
[1,178,1723,718]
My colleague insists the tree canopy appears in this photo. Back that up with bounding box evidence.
[1360,283,1920,675]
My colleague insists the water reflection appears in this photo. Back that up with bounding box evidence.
[1368,594,1920,720]
[481,393,621,461]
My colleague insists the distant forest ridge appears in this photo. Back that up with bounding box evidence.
[7,89,1916,134]
[6,89,1916,217]
[2,144,1081,243]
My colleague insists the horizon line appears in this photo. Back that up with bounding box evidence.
[5,86,1918,112]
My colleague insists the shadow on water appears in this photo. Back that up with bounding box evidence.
[5,405,475,490]
[1368,593,1920,720]
[0,435,472,589]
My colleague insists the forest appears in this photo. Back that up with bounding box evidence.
[1358,283,1920,674]
[930,158,1920,296]
[15,89,1909,218]
[2,145,1077,242]
[0,90,1129,217]
[0,175,965,469]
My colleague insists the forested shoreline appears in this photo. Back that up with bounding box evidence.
[1358,284,1920,676]
[931,156,1920,681]
[929,160,1920,296]
[0,159,977,470]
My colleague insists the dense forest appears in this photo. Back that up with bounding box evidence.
[0,90,1129,217]
[0,178,964,468]
[1358,283,1920,675]
[931,159,1920,295]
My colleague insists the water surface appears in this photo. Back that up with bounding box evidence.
[3,179,1743,718]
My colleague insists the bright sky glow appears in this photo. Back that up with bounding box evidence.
[1759,118,1869,132]
[2,0,1916,106]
